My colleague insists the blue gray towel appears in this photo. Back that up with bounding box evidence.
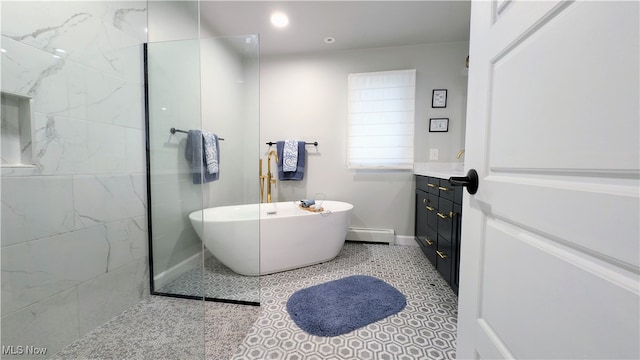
[185,129,219,184]
[276,141,305,181]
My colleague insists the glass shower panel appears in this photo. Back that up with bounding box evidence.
[146,34,260,305]
[199,35,260,304]
[146,39,206,302]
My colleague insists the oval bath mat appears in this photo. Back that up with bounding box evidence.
[286,275,406,337]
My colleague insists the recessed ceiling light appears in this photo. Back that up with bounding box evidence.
[324,37,336,44]
[270,12,289,28]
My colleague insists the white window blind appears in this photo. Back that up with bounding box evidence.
[347,69,416,169]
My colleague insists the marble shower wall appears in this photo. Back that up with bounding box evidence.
[1,1,148,356]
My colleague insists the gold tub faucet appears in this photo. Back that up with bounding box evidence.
[259,159,266,203]
[456,149,465,159]
[266,150,279,203]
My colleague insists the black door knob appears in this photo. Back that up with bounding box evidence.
[449,169,479,195]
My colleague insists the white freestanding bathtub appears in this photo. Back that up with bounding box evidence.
[188,201,353,276]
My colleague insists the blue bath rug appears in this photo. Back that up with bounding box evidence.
[286,275,406,337]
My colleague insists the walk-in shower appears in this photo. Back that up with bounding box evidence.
[0,0,155,357]
[2,0,260,357]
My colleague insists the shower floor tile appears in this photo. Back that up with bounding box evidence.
[52,296,261,360]
[232,242,458,360]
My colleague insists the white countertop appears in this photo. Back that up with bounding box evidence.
[413,162,465,179]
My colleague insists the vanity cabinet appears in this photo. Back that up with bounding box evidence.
[414,175,463,294]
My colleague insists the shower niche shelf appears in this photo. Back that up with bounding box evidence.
[1,91,35,168]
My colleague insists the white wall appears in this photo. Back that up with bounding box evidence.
[147,0,199,42]
[1,1,148,356]
[200,36,260,208]
[260,42,469,236]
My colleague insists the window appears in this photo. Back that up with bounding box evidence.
[347,69,416,169]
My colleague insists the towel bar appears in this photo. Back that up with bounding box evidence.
[266,141,317,146]
[170,128,224,140]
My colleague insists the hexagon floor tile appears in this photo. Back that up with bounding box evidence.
[231,243,458,359]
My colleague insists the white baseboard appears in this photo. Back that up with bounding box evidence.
[345,227,417,247]
[153,251,212,290]
[346,227,395,244]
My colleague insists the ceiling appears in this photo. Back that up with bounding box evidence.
[199,1,471,56]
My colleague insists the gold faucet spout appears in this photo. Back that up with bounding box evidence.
[267,150,279,172]
[456,149,465,159]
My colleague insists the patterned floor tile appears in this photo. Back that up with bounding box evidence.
[231,243,458,360]
[52,296,261,360]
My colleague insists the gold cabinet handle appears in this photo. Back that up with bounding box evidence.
[426,206,435,211]
[437,212,447,219]
[423,198,426,204]
[438,186,449,191]
[436,250,447,259]
[449,211,454,218]
[425,238,434,246]
[427,183,436,188]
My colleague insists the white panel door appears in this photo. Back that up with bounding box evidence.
[456,1,639,359]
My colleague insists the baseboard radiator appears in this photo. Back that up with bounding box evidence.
[346,227,395,244]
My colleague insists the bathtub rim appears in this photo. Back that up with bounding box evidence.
[189,200,354,223]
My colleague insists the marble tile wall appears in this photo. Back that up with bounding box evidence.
[1,1,149,357]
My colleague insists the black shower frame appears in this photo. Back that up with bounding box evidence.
[143,43,259,306]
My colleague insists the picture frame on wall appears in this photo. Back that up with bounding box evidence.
[429,118,449,132]
[431,89,447,108]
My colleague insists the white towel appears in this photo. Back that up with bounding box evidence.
[283,139,298,172]
[202,130,219,174]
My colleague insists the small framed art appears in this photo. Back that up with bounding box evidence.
[432,89,447,108]
[429,118,449,132]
